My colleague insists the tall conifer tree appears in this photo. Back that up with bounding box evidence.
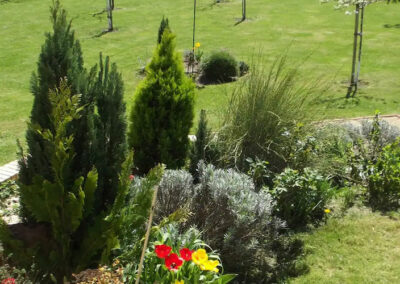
[157,16,170,44]
[19,0,92,186]
[92,54,127,210]
[129,29,195,174]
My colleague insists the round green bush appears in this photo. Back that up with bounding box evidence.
[200,50,238,84]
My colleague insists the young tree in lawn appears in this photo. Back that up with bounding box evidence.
[129,30,195,175]
[323,0,397,98]
[106,0,114,31]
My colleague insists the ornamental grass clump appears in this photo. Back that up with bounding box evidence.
[216,56,318,172]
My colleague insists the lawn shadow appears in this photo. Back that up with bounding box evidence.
[93,28,119,38]
[383,24,400,29]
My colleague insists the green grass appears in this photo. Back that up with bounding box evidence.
[0,0,400,164]
[291,207,400,283]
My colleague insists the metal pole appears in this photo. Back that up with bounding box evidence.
[353,3,365,97]
[346,3,360,98]
[193,0,197,51]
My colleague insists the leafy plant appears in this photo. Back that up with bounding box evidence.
[271,168,334,229]
[128,28,195,174]
[200,50,238,84]
[368,139,400,211]
[246,157,273,191]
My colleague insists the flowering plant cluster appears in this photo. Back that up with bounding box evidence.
[155,244,220,273]
[127,224,236,284]
[1,278,16,284]
[150,243,232,283]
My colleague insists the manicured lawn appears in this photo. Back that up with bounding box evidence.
[291,208,400,283]
[0,0,399,164]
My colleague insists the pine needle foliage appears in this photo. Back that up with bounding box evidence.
[19,0,86,185]
[92,53,128,211]
[129,30,195,174]
[157,16,170,44]
[189,109,212,180]
[2,82,134,282]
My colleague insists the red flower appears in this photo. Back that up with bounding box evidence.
[165,253,183,271]
[179,248,193,261]
[1,278,16,284]
[155,244,172,259]
[129,174,134,181]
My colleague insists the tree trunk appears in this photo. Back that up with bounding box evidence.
[353,4,365,97]
[107,0,113,32]
[242,0,246,21]
[346,3,360,98]
[111,0,115,10]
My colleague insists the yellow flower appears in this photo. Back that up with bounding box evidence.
[192,248,208,265]
[324,208,331,214]
[195,42,201,48]
[174,280,184,284]
[199,259,220,273]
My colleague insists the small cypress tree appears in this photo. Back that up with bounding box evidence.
[2,82,133,282]
[157,16,170,44]
[92,53,127,210]
[19,0,87,186]
[189,109,211,179]
[129,29,195,174]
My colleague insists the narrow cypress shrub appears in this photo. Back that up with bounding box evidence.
[129,29,195,174]
[1,82,133,282]
[157,16,170,44]
[19,0,88,186]
[92,53,128,210]
[189,109,211,179]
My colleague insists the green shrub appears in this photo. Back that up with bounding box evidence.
[155,169,194,223]
[91,54,128,211]
[128,29,195,174]
[215,57,316,172]
[345,113,400,184]
[368,139,400,211]
[152,163,302,283]
[19,0,94,222]
[189,110,212,180]
[200,50,238,84]
[272,168,334,229]
[238,60,249,76]
[1,83,132,282]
